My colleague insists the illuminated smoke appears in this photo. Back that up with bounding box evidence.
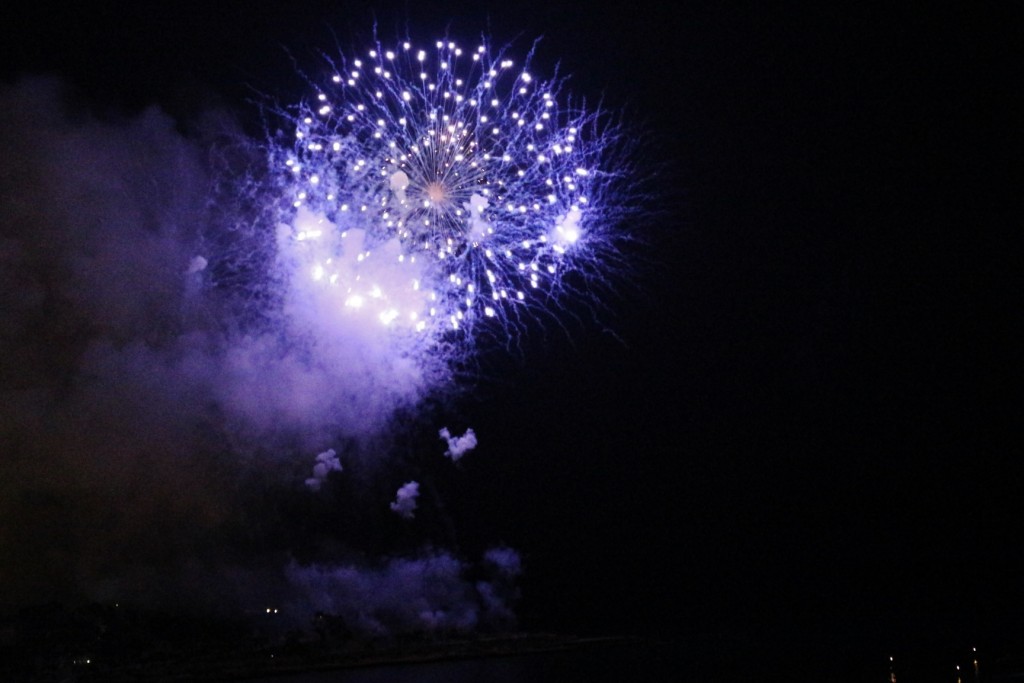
[285,546,522,635]
[476,546,523,626]
[304,448,343,490]
[390,481,420,518]
[439,426,478,461]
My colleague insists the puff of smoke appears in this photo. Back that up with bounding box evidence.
[390,481,420,518]
[439,426,477,461]
[476,546,523,626]
[305,448,343,490]
[271,33,635,352]
[285,547,521,635]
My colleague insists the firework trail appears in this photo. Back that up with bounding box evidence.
[273,36,622,346]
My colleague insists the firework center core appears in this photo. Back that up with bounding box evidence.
[425,181,447,204]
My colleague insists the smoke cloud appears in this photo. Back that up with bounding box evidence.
[0,78,508,629]
[285,547,521,635]
[439,427,478,461]
[304,448,343,491]
[389,481,420,519]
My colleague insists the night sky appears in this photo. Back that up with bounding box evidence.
[0,0,1017,658]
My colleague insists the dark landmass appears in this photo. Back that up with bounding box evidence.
[4,601,1024,682]
[0,601,642,682]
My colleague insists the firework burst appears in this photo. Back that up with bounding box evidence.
[274,35,623,342]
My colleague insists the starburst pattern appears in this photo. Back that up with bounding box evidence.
[275,36,619,338]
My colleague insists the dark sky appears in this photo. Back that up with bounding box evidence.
[1,0,1017,652]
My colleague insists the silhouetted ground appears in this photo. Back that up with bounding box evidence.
[1,602,653,681]
[4,601,1023,682]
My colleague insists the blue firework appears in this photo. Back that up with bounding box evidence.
[277,36,617,336]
